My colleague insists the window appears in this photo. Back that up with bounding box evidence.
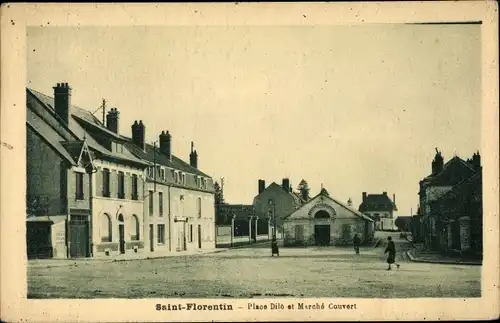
[195,176,199,187]
[102,168,110,197]
[159,192,164,216]
[174,171,179,184]
[160,168,165,181]
[131,174,138,200]
[157,224,165,244]
[149,190,154,216]
[75,172,84,200]
[117,171,125,199]
[101,213,112,242]
[182,173,186,185]
[147,167,154,178]
[197,197,202,217]
[131,215,139,241]
[189,224,193,242]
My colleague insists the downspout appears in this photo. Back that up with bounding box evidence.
[168,185,171,252]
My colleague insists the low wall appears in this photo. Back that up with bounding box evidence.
[216,234,269,248]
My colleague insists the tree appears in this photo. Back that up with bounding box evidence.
[395,217,410,232]
[214,181,225,205]
[214,181,226,224]
[297,179,310,201]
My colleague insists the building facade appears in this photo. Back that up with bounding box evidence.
[252,178,305,238]
[27,84,149,259]
[358,192,398,231]
[283,188,374,247]
[417,150,480,250]
[26,82,216,259]
[124,128,216,254]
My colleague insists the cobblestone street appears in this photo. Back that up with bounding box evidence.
[28,234,480,299]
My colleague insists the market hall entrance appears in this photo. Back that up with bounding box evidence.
[314,210,331,246]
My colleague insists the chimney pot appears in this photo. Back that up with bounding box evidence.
[159,130,172,160]
[131,120,145,150]
[53,82,72,124]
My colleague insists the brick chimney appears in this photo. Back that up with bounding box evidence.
[53,82,72,124]
[189,141,198,168]
[159,130,172,160]
[258,179,265,194]
[383,191,387,196]
[362,192,367,202]
[282,178,290,192]
[131,120,145,150]
[393,193,396,204]
[106,108,119,134]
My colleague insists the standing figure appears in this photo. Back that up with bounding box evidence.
[271,236,279,257]
[384,236,400,270]
[353,234,361,255]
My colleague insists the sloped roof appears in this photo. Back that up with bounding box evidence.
[26,107,76,164]
[125,142,211,177]
[259,182,306,205]
[285,188,373,222]
[358,193,397,212]
[27,88,149,167]
[423,156,476,186]
[431,171,482,205]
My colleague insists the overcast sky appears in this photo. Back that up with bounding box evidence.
[27,24,481,216]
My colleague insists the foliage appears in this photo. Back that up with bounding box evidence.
[297,179,310,201]
[214,181,225,205]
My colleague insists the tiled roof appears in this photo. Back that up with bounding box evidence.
[124,142,211,177]
[358,194,397,212]
[26,106,76,164]
[285,189,374,222]
[423,156,476,186]
[28,88,150,167]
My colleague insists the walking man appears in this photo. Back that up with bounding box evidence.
[353,233,361,255]
[384,236,400,270]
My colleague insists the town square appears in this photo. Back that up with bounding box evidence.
[28,232,480,298]
[23,18,484,301]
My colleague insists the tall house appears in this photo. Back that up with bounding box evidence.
[417,149,481,251]
[252,178,306,238]
[26,84,149,259]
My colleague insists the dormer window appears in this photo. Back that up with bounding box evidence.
[147,167,154,178]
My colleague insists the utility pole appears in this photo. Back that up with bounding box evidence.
[102,99,106,125]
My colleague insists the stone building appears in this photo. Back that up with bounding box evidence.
[252,178,306,238]
[417,149,480,250]
[26,82,216,259]
[26,84,149,259]
[283,188,374,247]
[428,169,482,257]
[358,192,398,231]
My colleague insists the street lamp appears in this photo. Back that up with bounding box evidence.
[268,199,276,239]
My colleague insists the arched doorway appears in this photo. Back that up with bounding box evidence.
[118,214,125,254]
[314,210,331,246]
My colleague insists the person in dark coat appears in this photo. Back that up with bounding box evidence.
[353,234,361,255]
[271,236,279,257]
[384,236,400,270]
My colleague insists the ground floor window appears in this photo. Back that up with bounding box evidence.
[101,213,112,242]
[189,224,193,242]
[157,224,165,245]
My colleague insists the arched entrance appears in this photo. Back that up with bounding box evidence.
[118,214,125,254]
[314,210,331,246]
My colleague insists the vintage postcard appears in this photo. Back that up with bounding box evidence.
[1,2,499,322]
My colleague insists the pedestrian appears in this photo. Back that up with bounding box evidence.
[353,233,361,255]
[271,236,279,257]
[384,236,400,270]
